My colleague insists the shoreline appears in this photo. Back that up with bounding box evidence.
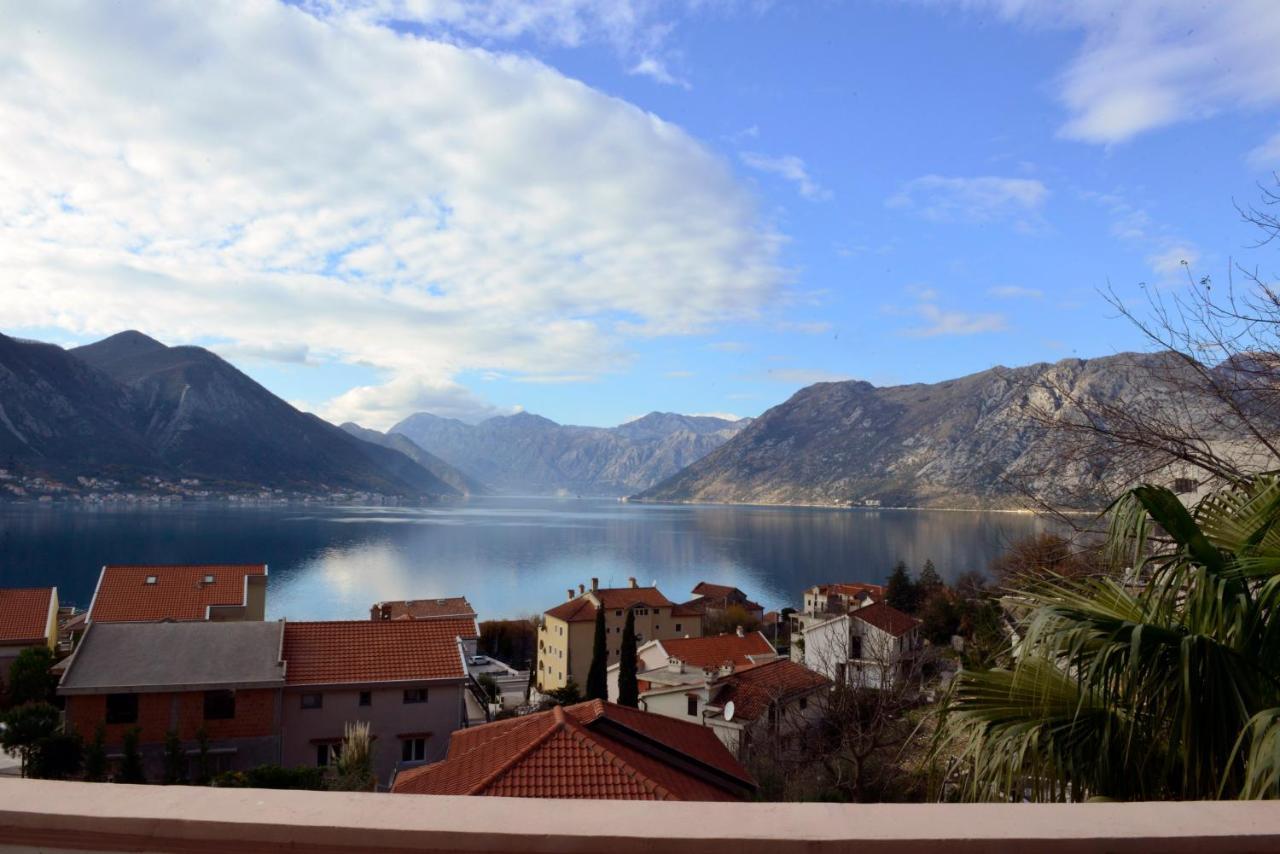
[624,496,1104,517]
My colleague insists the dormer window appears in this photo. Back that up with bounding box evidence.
[203,574,215,584]
[144,576,157,585]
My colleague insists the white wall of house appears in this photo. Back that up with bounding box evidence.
[801,615,917,690]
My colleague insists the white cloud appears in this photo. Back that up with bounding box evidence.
[629,56,690,88]
[777,321,833,335]
[887,175,1047,225]
[690,411,746,421]
[1147,245,1200,277]
[740,152,831,201]
[0,1,782,430]
[941,1,1280,148]
[987,285,1043,299]
[891,298,1007,338]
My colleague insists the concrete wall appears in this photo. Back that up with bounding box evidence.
[280,682,465,787]
[539,602,704,693]
[4,780,1280,853]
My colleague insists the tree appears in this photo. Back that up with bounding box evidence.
[28,730,83,780]
[585,605,608,701]
[163,729,187,785]
[476,673,499,703]
[544,680,582,706]
[7,647,58,707]
[934,476,1280,801]
[193,726,212,785]
[706,604,763,636]
[617,608,639,708]
[331,721,375,791]
[917,560,943,598]
[885,562,918,613]
[84,724,107,782]
[989,532,1105,590]
[0,702,60,777]
[118,727,145,784]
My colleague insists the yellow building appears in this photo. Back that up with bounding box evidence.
[537,577,702,693]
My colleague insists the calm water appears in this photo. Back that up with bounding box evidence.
[0,497,1061,620]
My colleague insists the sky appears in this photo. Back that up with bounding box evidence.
[3,1,1280,429]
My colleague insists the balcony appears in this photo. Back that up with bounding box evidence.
[1,779,1277,852]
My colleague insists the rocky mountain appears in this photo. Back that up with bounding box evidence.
[390,410,750,496]
[0,330,458,498]
[339,422,486,495]
[634,353,1226,510]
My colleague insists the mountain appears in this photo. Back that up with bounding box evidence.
[390,410,750,496]
[339,422,486,495]
[634,353,1232,510]
[0,330,457,498]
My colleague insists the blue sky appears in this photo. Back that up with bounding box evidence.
[3,1,1279,428]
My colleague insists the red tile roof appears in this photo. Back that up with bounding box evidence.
[372,597,476,622]
[282,619,472,685]
[544,587,674,622]
[0,588,55,645]
[850,601,920,638]
[710,659,831,722]
[656,632,776,669]
[392,700,753,801]
[691,582,744,600]
[88,565,265,623]
[821,582,885,600]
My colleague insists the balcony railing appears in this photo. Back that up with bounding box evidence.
[1,779,1278,853]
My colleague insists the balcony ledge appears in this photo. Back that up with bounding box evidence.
[1,779,1279,853]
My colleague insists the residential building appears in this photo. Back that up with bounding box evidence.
[87,564,268,623]
[280,618,474,786]
[800,581,885,618]
[60,621,286,779]
[0,587,59,688]
[536,577,702,693]
[369,596,476,622]
[676,581,766,627]
[796,601,922,690]
[390,699,755,801]
[605,628,778,702]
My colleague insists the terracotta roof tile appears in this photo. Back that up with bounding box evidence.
[819,582,885,601]
[371,597,476,622]
[690,582,743,600]
[88,565,265,623]
[656,632,776,669]
[282,619,472,685]
[850,601,920,638]
[0,588,54,645]
[392,700,753,801]
[544,587,674,622]
[710,659,831,722]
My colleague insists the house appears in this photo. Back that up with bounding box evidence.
[280,618,474,786]
[796,601,922,690]
[696,659,830,759]
[605,628,778,702]
[536,577,702,693]
[390,699,755,801]
[676,582,765,627]
[87,564,268,623]
[60,621,286,779]
[0,587,59,688]
[370,596,476,622]
[800,581,885,618]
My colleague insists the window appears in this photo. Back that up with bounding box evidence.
[202,574,215,584]
[358,691,372,707]
[675,623,682,632]
[799,696,808,711]
[850,635,863,659]
[203,690,236,720]
[401,737,427,762]
[615,610,622,617]
[403,688,428,704]
[105,693,138,724]
[316,743,341,767]
[687,697,698,717]
[144,575,157,585]
[301,692,323,710]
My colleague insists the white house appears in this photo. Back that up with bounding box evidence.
[606,629,778,702]
[796,601,921,690]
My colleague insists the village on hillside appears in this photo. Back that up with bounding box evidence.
[0,559,1004,801]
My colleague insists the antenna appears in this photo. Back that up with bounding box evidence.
[724,701,735,722]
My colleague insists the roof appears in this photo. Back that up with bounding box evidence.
[656,632,776,669]
[709,660,831,722]
[281,619,473,685]
[690,582,745,600]
[0,588,55,645]
[88,564,266,623]
[850,601,920,638]
[677,595,764,616]
[544,587,674,622]
[372,597,477,622]
[817,582,885,600]
[58,621,285,694]
[392,700,753,801]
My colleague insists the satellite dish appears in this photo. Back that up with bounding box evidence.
[724,701,735,722]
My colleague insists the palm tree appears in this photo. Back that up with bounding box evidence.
[934,476,1280,801]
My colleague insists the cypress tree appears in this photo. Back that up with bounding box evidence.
[918,559,943,598]
[885,561,919,613]
[119,727,145,784]
[586,604,608,701]
[617,608,639,708]
[84,724,107,782]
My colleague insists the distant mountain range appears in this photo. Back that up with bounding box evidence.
[634,353,1239,510]
[389,410,750,496]
[0,331,459,498]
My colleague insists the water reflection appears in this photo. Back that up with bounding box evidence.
[0,498,1060,620]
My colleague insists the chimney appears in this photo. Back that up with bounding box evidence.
[578,583,585,595]
[736,625,745,638]
[718,661,735,678]
[628,576,638,589]
[567,589,575,601]
[591,577,599,592]
[668,657,684,674]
